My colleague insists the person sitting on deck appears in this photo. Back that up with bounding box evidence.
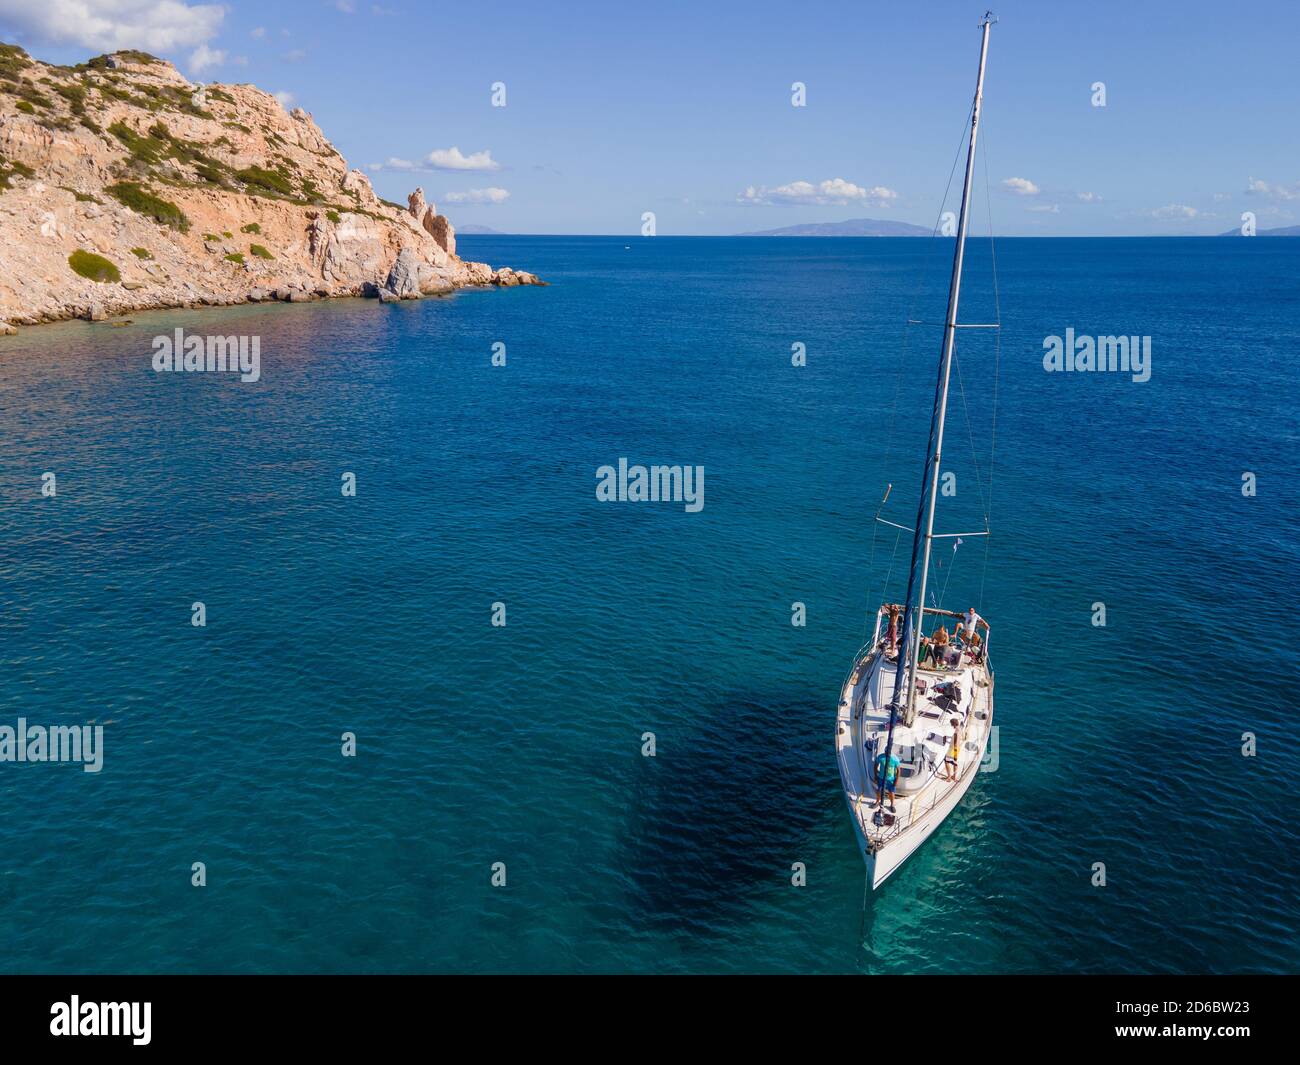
[932,624,950,667]
[944,719,961,781]
[917,633,934,666]
[874,750,900,813]
[950,630,968,665]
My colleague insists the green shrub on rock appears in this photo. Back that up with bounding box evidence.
[106,181,189,231]
[68,249,121,283]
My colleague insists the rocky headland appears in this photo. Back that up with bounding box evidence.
[0,43,541,334]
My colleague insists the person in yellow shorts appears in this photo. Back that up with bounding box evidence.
[944,719,961,781]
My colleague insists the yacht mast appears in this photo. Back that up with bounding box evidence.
[885,12,994,761]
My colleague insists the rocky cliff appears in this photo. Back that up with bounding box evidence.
[0,44,540,333]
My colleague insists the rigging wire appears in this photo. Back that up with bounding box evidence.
[937,540,960,612]
[977,113,1002,616]
[862,101,975,637]
[905,98,976,324]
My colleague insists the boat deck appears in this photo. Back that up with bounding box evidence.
[836,645,993,851]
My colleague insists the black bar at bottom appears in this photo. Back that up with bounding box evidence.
[0,974,1283,1051]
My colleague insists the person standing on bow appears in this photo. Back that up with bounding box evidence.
[885,604,900,656]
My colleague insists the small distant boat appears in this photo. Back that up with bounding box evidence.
[836,12,999,890]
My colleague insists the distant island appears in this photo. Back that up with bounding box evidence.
[0,43,540,334]
[737,217,933,237]
[457,224,506,235]
[1218,224,1300,237]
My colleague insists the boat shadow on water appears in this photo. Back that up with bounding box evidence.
[617,686,840,930]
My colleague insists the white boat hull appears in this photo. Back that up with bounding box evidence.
[836,643,994,889]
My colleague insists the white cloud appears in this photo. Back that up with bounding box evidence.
[739,178,897,207]
[272,90,295,109]
[250,26,266,39]
[0,0,224,52]
[283,48,307,62]
[444,187,510,205]
[1152,204,1198,220]
[426,147,499,171]
[1028,203,1060,214]
[334,0,356,11]
[367,157,418,172]
[188,43,225,74]
[1001,177,1040,196]
[1076,191,1101,203]
[368,148,501,174]
[1246,177,1299,201]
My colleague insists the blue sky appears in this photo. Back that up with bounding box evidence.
[2,0,1298,235]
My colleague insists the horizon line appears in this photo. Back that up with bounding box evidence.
[455,232,1276,239]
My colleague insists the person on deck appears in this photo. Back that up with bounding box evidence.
[932,624,950,667]
[946,626,965,667]
[874,750,900,812]
[885,605,900,656]
[963,607,986,662]
[944,719,961,781]
[917,633,934,666]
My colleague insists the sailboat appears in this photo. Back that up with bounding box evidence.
[835,12,999,890]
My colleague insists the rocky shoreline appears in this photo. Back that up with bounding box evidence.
[0,45,541,335]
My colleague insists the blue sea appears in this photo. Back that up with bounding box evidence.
[1,235,1297,974]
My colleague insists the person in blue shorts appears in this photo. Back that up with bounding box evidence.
[874,750,900,812]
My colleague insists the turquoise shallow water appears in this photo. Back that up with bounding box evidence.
[0,235,1297,973]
